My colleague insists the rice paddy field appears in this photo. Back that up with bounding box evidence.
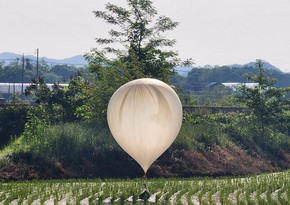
[0,170,289,205]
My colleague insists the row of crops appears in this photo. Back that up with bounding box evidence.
[0,171,289,205]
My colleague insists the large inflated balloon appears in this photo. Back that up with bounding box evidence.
[107,78,183,174]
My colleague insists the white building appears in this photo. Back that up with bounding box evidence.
[222,82,258,91]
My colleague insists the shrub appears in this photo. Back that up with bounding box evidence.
[176,113,232,151]
[0,105,31,148]
[4,116,118,164]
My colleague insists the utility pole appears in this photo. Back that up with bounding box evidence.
[22,53,24,94]
[36,48,39,78]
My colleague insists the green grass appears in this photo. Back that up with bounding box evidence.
[0,171,288,204]
[0,122,117,163]
[1,111,289,165]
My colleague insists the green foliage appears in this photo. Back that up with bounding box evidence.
[191,87,237,106]
[176,113,233,151]
[0,59,25,82]
[9,94,22,104]
[0,105,32,148]
[25,76,51,103]
[25,74,86,122]
[79,0,190,124]
[6,119,117,164]
[236,60,290,146]
[50,64,82,82]
[76,63,130,124]
[21,107,49,140]
[88,0,181,82]
[172,61,290,106]
[175,87,198,106]
[180,111,290,154]
[4,171,289,204]
[0,58,85,83]
[184,63,289,90]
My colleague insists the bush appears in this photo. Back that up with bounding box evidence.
[0,105,30,148]
[175,113,232,151]
[4,115,118,164]
[225,113,290,153]
[181,111,290,154]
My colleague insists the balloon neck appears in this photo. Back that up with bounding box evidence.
[143,172,147,179]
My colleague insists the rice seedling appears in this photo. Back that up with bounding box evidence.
[0,170,288,204]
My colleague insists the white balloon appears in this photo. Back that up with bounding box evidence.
[107,78,183,174]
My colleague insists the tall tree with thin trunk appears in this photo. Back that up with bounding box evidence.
[86,0,184,82]
[79,0,191,123]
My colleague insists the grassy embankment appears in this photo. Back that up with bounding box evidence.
[0,112,289,179]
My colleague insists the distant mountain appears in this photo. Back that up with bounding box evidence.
[0,52,282,74]
[175,61,281,76]
[0,52,87,67]
[230,61,280,71]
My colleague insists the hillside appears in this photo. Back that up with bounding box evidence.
[0,113,289,180]
[0,52,87,66]
[0,52,88,84]
[175,61,282,77]
[0,144,289,180]
[1,52,283,77]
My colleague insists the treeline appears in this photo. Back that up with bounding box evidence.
[2,59,290,95]
[0,59,86,83]
[172,65,290,91]
[169,65,290,106]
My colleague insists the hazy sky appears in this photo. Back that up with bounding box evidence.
[1,0,290,72]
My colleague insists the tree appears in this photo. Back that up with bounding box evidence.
[0,59,85,83]
[80,0,190,123]
[50,65,80,82]
[0,59,22,82]
[25,76,51,104]
[25,75,86,122]
[0,105,30,148]
[25,58,34,70]
[87,0,183,82]
[237,59,290,139]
